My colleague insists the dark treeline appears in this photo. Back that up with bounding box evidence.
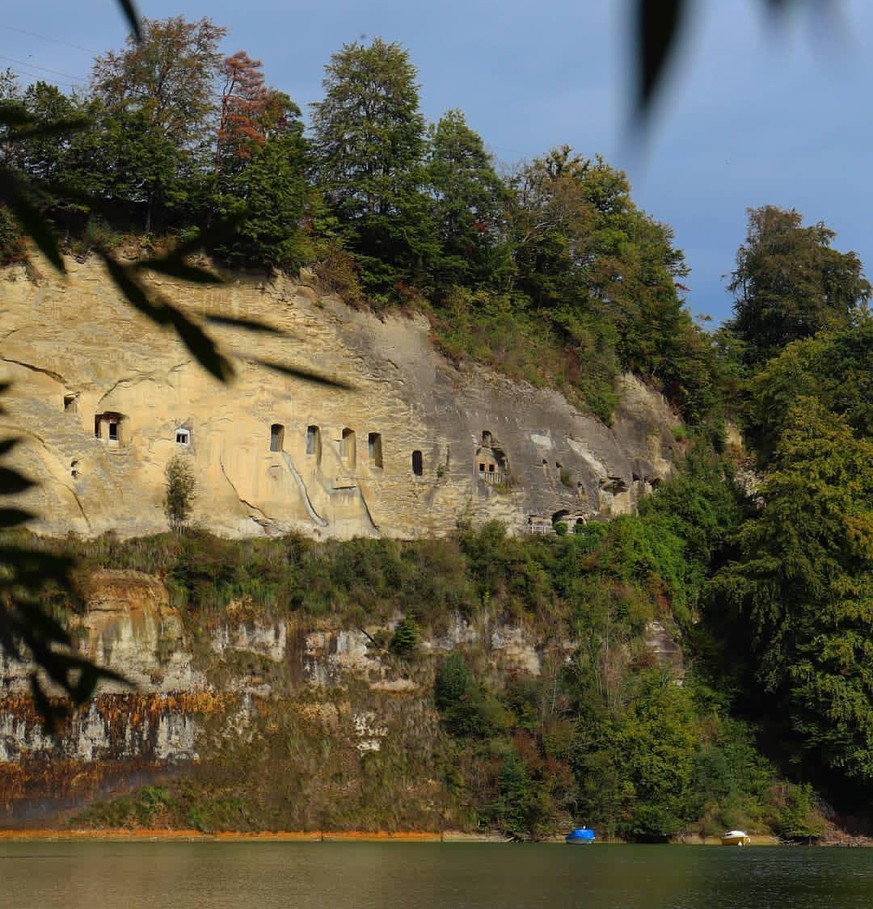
[0,17,718,425]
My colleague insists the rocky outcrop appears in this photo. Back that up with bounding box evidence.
[0,258,679,540]
[0,563,686,825]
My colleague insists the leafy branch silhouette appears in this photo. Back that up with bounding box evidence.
[0,0,336,725]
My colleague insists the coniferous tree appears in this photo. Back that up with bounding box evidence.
[426,110,511,289]
[712,399,873,784]
[310,38,437,295]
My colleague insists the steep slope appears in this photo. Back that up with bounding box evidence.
[0,258,679,540]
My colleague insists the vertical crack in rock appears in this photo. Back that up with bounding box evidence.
[355,487,379,533]
[49,474,93,531]
[280,452,328,527]
[219,458,274,525]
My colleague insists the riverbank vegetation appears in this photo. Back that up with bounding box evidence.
[56,449,831,839]
[2,17,873,840]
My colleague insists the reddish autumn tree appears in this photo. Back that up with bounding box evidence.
[216,51,292,185]
[212,52,307,270]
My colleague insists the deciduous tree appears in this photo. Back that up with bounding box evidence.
[164,453,196,533]
[726,206,871,368]
[91,16,226,232]
[212,53,309,271]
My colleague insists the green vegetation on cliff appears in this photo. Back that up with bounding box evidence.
[61,199,873,840]
[60,454,815,840]
[0,20,719,426]
[2,14,872,841]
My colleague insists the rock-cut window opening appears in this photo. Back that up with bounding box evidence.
[306,425,321,463]
[368,432,383,469]
[63,393,78,413]
[341,427,356,468]
[412,450,423,477]
[94,412,124,445]
[175,428,191,446]
[270,423,285,452]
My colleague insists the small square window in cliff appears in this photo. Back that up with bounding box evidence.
[270,423,285,452]
[175,428,190,446]
[341,427,356,468]
[95,412,124,446]
[412,450,423,477]
[368,432,383,469]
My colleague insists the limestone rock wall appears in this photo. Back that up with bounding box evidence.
[0,568,547,822]
[0,566,684,824]
[0,258,679,540]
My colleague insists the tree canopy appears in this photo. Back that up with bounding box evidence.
[726,205,870,370]
[310,37,435,295]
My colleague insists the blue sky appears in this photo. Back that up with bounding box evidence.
[2,0,870,326]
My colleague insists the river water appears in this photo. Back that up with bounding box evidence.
[2,842,873,909]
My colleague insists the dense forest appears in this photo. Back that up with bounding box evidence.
[2,17,873,839]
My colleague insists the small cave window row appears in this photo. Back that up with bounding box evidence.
[301,424,383,470]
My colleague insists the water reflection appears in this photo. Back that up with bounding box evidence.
[2,842,873,909]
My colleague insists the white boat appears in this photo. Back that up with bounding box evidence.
[721,830,751,846]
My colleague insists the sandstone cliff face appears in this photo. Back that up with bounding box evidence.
[0,258,679,540]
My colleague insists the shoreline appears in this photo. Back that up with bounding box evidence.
[0,828,507,843]
[0,829,865,846]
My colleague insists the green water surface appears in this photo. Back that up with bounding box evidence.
[2,842,872,909]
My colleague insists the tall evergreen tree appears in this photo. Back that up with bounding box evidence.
[712,399,873,784]
[310,38,436,295]
[426,110,510,288]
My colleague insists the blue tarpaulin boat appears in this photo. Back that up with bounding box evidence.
[565,826,596,844]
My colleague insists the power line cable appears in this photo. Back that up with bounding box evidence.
[0,24,98,55]
[0,54,88,84]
